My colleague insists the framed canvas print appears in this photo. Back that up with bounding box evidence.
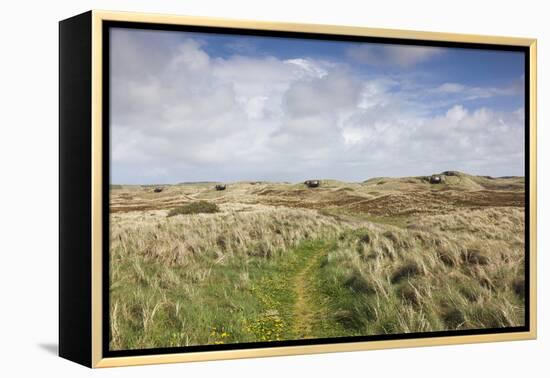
[59,10,537,368]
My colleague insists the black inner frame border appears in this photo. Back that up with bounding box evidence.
[101,20,531,358]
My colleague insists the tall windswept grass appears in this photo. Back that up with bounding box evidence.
[109,179,525,349]
[111,206,350,267]
[109,206,355,350]
[315,207,525,334]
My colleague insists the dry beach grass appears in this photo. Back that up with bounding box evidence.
[109,173,525,350]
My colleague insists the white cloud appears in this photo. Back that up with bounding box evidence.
[437,83,466,93]
[347,44,444,67]
[285,58,328,78]
[110,29,525,184]
[446,105,468,121]
[283,72,361,116]
[433,80,524,101]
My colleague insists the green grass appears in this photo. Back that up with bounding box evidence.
[166,201,220,217]
[110,238,343,349]
[311,226,525,336]
[111,250,264,348]
[110,202,525,349]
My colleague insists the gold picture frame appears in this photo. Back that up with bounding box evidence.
[59,9,537,368]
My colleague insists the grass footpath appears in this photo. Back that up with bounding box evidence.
[110,204,525,349]
[109,238,347,349]
[247,239,343,341]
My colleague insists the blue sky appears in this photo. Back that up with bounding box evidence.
[110,28,525,184]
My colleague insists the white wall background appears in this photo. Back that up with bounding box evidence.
[0,0,546,376]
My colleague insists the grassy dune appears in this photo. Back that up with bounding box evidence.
[109,173,525,350]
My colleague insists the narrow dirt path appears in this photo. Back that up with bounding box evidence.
[291,243,330,339]
[249,240,334,342]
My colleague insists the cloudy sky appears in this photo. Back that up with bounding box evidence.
[110,28,525,184]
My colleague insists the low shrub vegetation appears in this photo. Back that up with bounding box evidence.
[167,201,220,217]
